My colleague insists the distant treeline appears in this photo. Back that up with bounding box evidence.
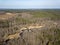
[0,9,60,13]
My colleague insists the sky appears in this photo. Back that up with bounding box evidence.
[0,0,60,9]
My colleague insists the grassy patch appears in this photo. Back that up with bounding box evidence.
[31,11,60,20]
[15,17,32,24]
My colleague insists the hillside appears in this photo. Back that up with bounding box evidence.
[0,9,60,45]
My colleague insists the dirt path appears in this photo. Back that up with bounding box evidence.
[20,25,44,30]
[4,24,45,41]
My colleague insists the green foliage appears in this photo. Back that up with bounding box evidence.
[0,20,9,28]
[15,17,32,24]
[31,11,60,20]
[54,40,60,45]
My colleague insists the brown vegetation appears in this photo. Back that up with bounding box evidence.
[0,10,60,45]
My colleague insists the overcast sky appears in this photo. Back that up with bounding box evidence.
[0,0,60,9]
